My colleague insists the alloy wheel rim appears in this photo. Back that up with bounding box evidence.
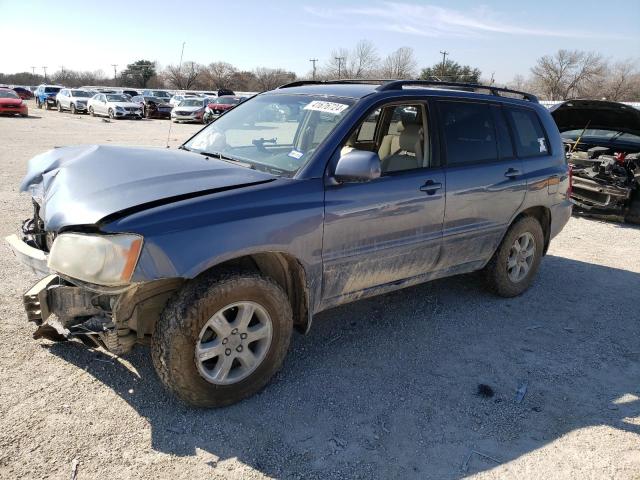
[195,301,273,385]
[507,232,535,282]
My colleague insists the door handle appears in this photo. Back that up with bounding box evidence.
[504,168,522,179]
[420,180,442,195]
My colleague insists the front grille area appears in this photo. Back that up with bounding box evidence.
[176,111,191,116]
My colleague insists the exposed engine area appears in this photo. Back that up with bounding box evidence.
[566,141,640,220]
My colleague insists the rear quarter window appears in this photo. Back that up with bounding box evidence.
[505,108,549,157]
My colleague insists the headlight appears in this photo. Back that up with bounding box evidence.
[48,233,143,286]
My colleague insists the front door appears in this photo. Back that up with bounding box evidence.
[322,102,445,304]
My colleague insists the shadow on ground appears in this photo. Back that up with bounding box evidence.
[46,255,640,478]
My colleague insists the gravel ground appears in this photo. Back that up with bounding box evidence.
[0,104,639,480]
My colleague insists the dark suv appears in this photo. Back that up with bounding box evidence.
[6,80,571,407]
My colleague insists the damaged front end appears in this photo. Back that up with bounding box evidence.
[550,99,640,221]
[567,148,639,217]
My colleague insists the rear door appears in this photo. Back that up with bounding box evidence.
[322,102,446,304]
[436,100,525,270]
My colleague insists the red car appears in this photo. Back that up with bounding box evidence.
[0,88,28,117]
[204,95,242,122]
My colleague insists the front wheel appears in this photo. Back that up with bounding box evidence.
[108,108,114,119]
[57,102,63,112]
[484,216,544,297]
[152,271,293,407]
[70,103,77,114]
[89,107,95,117]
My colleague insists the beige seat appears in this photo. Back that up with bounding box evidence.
[380,122,424,173]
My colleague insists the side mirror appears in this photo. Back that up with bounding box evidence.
[334,150,381,183]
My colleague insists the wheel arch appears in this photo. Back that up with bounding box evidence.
[513,206,551,254]
[195,252,311,334]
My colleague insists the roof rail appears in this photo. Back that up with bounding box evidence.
[277,79,397,89]
[376,80,538,102]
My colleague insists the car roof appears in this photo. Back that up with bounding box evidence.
[271,80,539,105]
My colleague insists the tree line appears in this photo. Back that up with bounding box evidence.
[1,42,638,101]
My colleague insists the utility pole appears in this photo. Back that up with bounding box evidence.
[309,58,318,80]
[490,72,495,85]
[30,66,36,76]
[335,56,345,79]
[439,50,449,79]
[111,64,118,84]
[42,66,48,82]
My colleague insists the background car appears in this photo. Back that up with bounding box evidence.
[34,85,63,110]
[12,87,33,100]
[203,95,242,123]
[142,89,173,102]
[131,95,173,118]
[0,88,28,117]
[87,93,143,119]
[169,93,196,107]
[56,89,94,114]
[170,97,209,123]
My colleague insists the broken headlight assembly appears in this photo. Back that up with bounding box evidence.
[47,233,143,286]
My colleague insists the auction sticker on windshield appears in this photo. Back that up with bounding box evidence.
[303,100,349,115]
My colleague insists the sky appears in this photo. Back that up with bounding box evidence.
[1,0,639,83]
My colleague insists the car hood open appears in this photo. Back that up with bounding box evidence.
[549,100,640,137]
[20,145,275,231]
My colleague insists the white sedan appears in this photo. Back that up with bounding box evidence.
[87,93,143,119]
[170,97,209,123]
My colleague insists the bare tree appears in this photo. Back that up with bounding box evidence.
[202,62,237,90]
[163,61,202,90]
[252,67,296,91]
[530,49,607,100]
[600,59,640,101]
[323,40,379,79]
[380,47,417,79]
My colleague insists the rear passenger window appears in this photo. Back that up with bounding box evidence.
[438,101,497,165]
[491,106,515,160]
[506,108,549,157]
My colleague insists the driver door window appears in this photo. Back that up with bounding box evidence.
[342,103,430,174]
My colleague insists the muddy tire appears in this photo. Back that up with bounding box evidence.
[484,216,544,297]
[152,270,293,408]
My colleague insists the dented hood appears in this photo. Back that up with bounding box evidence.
[21,145,275,231]
[549,100,640,137]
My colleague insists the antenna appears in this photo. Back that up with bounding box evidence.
[166,41,186,148]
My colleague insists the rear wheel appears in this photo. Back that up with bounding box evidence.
[484,216,544,297]
[152,271,293,407]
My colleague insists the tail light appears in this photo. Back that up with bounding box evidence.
[567,164,573,198]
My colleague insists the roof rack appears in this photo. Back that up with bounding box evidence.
[376,80,538,102]
[276,79,538,103]
[277,79,397,89]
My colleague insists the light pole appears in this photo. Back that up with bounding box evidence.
[439,50,449,79]
[309,58,318,80]
[335,56,345,79]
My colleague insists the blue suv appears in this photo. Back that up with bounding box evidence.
[7,80,571,407]
[34,84,63,110]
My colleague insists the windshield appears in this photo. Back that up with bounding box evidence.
[180,99,204,107]
[71,90,92,98]
[562,129,640,146]
[44,87,61,93]
[106,94,128,102]
[217,96,240,105]
[0,90,19,99]
[184,94,354,177]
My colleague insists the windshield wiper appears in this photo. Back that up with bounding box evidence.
[200,151,255,169]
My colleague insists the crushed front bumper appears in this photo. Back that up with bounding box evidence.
[5,233,49,275]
